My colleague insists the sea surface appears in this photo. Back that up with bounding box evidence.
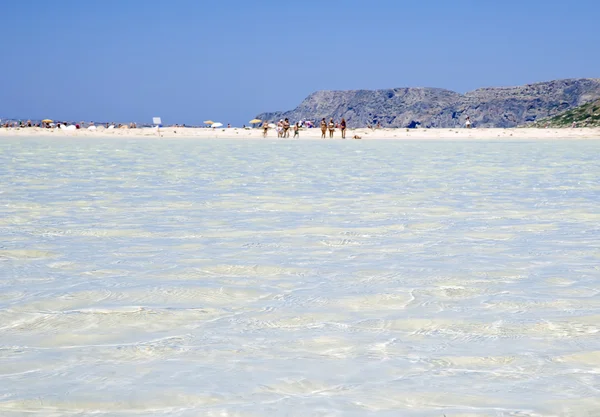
[1,137,599,417]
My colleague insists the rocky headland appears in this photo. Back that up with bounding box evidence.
[256,78,600,128]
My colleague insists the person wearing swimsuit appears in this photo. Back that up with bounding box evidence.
[263,121,269,138]
[283,118,290,138]
[340,117,347,139]
[320,118,327,138]
[293,122,300,138]
[328,118,335,138]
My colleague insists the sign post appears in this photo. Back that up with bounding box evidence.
[153,117,162,137]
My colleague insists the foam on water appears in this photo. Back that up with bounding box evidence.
[0,137,599,416]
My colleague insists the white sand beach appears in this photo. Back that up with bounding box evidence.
[1,126,600,140]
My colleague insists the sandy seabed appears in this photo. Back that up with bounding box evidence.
[2,126,600,140]
[1,132,600,416]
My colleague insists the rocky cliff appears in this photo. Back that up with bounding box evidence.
[529,98,600,128]
[256,78,600,128]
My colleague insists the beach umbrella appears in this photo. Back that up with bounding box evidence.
[203,120,214,125]
[211,122,223,128]
[249,119,261,124]
[42,119,53,123]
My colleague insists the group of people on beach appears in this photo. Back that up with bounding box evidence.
[319,117,347,139]
[262,117,349,139]
[1,120,139,129]
[273,118,298,138]
[3,120,36,128]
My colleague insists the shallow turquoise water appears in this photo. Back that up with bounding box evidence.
[1,137,599,417]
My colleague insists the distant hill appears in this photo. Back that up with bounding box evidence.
[528,98,600,128]
[256,78,600,128]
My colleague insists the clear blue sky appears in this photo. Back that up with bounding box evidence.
[1,0,599,126]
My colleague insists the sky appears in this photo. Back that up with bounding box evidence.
[1,0,599,126]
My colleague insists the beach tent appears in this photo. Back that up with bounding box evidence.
[211,122,223,128]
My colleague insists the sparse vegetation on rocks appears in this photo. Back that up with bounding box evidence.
[528,98,600,128]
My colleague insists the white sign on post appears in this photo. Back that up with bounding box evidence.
[153,117,162,137]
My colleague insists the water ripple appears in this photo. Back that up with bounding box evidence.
[1,137,599,416]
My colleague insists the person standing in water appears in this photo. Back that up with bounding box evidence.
[320,118,327,138]
[340,117,347,139]
[293,122,300,138]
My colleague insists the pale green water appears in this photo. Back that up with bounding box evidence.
[0,137,599,417]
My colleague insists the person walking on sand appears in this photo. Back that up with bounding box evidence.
[283,118,290,138]
[320,118,327,138]
[340,117,347,139]
[263,121,269,138]
[328,118,335,138]
[465,116,472,129]
[293,122,300,138]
